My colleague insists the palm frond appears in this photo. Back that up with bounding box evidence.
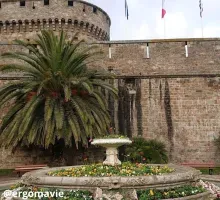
[0,30,118,149]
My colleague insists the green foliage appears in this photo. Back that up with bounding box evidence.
[48,162,173,177]
[0,30,118,149]
[0,169,14,176]
[137,185,206,200]
[96,134,128,139]
[199,167,220,175]
[124,137,168,164]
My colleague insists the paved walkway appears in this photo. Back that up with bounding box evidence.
[201,175,220,187]
[201,175,220,181]
[0,177,20,189]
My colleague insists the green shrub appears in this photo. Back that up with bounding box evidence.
[123,137,168,164]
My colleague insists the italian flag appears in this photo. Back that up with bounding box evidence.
[162,0,166,18]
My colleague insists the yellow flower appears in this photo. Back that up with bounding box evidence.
[150,189,154,196]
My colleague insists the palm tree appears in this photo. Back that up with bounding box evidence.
[0,30,117,149]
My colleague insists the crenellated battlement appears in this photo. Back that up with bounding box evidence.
[0,18,108,41]
[0,0,110,41]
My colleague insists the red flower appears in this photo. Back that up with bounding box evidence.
[26,91,37,101]
[72,89,77,95]
[80,90,88,96]
[51,92,58,97]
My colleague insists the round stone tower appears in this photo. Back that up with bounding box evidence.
[0,0,111,42]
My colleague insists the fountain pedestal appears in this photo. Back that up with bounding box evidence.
[104,147,121,166]
[91,138,132,166]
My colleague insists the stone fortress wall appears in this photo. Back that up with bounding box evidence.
[0,0,110,41]
[0,0,220,168]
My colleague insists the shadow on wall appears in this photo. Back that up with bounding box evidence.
[164,79,174,161]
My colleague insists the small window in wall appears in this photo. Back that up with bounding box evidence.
[83,5,85,12]
[44,0,49,5]
[20,1,25,7]
[68,1,73,6]
[0,2,1,8]
[93,6,97,13]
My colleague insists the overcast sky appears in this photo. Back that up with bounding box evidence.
[86,0,220,40]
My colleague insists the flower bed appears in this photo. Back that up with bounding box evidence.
[5,183,93,200]
[7,183,208,200]
[48,162,174,177]
[137,185,206,200]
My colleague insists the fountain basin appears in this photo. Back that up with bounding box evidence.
[21,164,201,190]
[91,138,132,147]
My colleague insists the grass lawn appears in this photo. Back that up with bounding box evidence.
[197,167,220,175]
[0,169,14,177]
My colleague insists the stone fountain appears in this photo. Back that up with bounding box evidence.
[14,137,212,199]
[91,138,132,166]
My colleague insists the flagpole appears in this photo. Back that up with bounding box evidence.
[201,17,204,38]
[162,0,166,39]
[164,18,166,39]
[199,0,204,38]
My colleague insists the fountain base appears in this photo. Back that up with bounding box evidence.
[103,147,121,166]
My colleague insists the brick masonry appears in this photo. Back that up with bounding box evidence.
[0,0,110,42]
[0,0,220,168]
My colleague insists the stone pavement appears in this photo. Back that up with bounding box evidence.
[201,175,220,187]
[0,177,20,190]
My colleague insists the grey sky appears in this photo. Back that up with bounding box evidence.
[86,0,220,40]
